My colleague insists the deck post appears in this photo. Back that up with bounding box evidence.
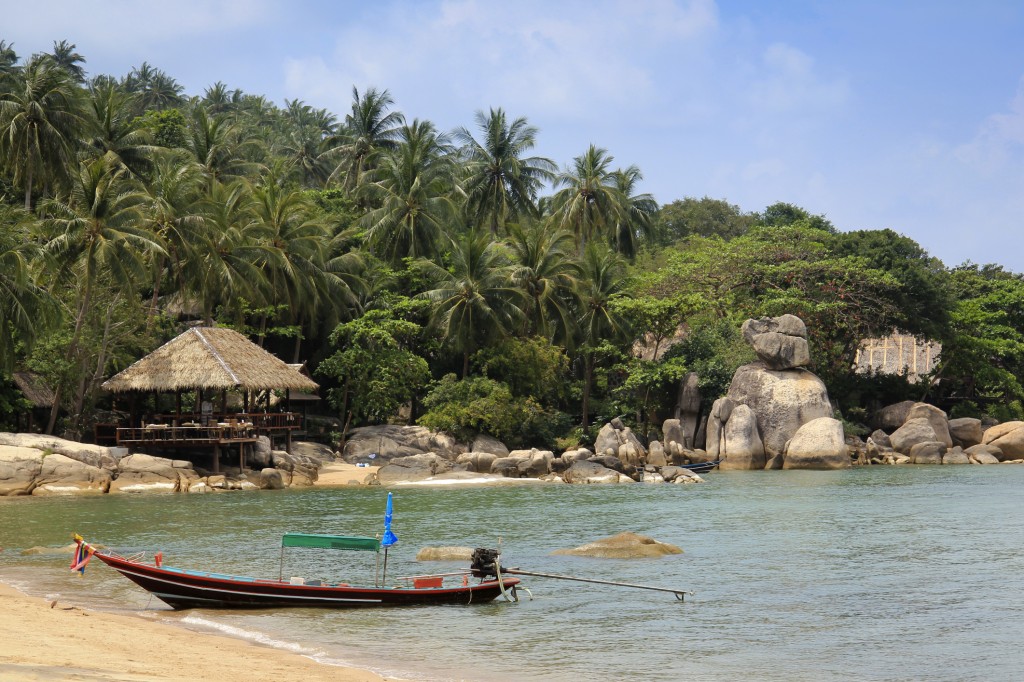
[239,441,244,472]
[286,427,292,454]
[213,444,220,474]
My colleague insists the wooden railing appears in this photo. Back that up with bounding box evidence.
[150,412,302,431]
[115,422,258,446]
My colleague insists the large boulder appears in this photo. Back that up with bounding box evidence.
[873,401,917,432]
[741,315,810,370]
[0,445,44,495]
[455,451,498,473]
[947,418,983,448]
[552,532,682,558]
[675,373,702,448]
[342,425,464,464]
[289,441,335,463]
[782,417,851,469]
[470,434,510,458]
[981,421,1024,460]
[0,433,119,471]
[904,403,953,448]
[724,363,833,458]
[259,468,285,490]
[909,441,946,465]
[942,448,970,465]
[890,418,947,455]
[647,441,668,467]
[561,460,629,484]
[33,454,111,495]
[110,454,191,493]
[718,404,765,470]
[593,422,646,461]
[375,453,453,484]
[965,443,1005,462]
[270,450,320,486]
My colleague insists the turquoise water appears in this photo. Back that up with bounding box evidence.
[2,467,1023,681]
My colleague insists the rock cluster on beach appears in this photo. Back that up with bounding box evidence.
[0,432,326,496]
[706,314,849,470]
[857,402,1024,466]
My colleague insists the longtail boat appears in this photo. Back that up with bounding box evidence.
[72,533,520,610]
[71,492,519,610]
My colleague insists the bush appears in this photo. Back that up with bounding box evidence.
[418,374,571,449]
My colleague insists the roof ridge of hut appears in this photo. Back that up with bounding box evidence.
[192,327,241,385]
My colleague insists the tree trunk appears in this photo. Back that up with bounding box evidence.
[581,352,593,430]
[23,164,32,210]
[47,274,95,434]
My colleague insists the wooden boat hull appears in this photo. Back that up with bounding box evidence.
[92,551,519,610]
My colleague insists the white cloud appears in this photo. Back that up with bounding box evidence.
[283,0,719,123]
[954,76,1024,173]
[745,42,849,113]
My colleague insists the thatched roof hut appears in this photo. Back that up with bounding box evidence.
[12,371,55,407]
[102,327,318,393]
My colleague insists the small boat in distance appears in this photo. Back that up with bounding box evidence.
[73,533,520,610]
[679,460,721,474]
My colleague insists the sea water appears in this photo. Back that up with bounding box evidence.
[1,466,1023,681]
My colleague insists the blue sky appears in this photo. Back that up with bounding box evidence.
[5,0,1023,272]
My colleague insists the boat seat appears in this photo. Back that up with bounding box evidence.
[413,576,444,588]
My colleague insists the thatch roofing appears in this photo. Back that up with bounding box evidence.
[102,327,319,393]
[12,371,55,407]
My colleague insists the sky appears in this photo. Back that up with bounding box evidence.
[4,0,1023,272]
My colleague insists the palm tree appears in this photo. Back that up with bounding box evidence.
[124,62,183,111]
[41,158,162,431]
[49,40,86,83]
[610,165,658,257]
[550,145,627,252]
[453,108,555,235]
[0,205,57,370]
[191,179,264,325]
[326,86,404,191]
[248,176,335,353]
[139,153,206,321]
[506,220,581,344]
[85,84,156,177]
[0,55,84,208]
[418,229,523,377]
[0,40,18,79]
[203,81,243,115]
[186,105,255,187]
[359,119,457,265]
[574,244,628,429]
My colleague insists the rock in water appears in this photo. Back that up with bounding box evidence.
[782,417,851,469]
[552,532,682,558]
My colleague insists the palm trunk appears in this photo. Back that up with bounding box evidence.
[23,165,32,210]
[581,352,593,430]
[46,274,95,434]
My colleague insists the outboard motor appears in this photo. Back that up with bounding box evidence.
[470,547,501,578]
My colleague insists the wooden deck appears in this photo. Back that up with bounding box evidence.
[115,423,258,447]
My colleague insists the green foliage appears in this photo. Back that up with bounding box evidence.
[135,108,188,148]
[319,308,431,428]
[0,374,31,430]
[418,374,571,448]
[654,196,753,242]
[755,201,835,233]
[472,336,571,404]
[661,319,753,413]
[932,265,1024,410]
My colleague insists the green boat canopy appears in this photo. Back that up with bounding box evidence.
[281,533,380,552]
